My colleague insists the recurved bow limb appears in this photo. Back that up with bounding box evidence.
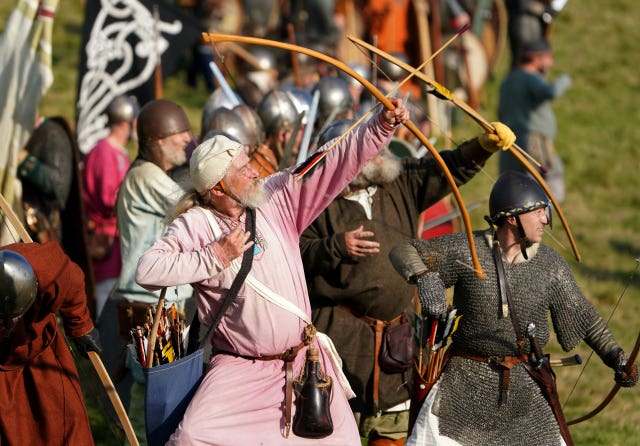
[202,32,486,278]
[567,330,640,425]
[348,36,582,263]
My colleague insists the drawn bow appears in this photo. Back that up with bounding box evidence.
[349,36,640,425]
[202,32,487,277]
[348,36,581,263]
[566,330,640,424]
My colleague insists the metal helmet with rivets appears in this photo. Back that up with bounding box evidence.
[233,104,265,147]
[283,87,313,125]
[378,53,410,82]
[317,118,355,148]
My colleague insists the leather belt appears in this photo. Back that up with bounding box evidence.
[216,324,317,438]
[452,347,530,403]
[338,305,402,414]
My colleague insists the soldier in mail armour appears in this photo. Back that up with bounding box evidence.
[389,171,638,446]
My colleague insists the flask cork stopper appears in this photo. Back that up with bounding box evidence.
[307,347,319,361]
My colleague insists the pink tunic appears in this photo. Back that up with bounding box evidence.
[82,138,130,281]
[136,114,395,445]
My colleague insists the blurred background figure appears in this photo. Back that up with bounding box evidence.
[16,115,94,316]
[82,95,139,321]
[257,89,306,171]
[99,99,195,443]
[505,0,569,68]
[498,37,571,202]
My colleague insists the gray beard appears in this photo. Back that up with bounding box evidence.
[350,155,402,188]
[231,180,268,209]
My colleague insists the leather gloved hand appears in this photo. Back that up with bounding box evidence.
[612,350,638,387]
[415,272,447,318]
[478,122,516,153]
[73,327,103,359]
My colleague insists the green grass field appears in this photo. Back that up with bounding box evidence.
[2,1,639,444]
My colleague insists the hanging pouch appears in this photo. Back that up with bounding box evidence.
[379,311,415,373]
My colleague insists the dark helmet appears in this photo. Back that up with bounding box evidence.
[106,95,139,125]
[312,76,355,123]
[200,107,251,146]
[137,99,191,147]
[257,90,299,135]
[317,118,355,147]
[233,104,265,147]
[378,53,409,82]
[488,171,550,224]
[0,251,38,325]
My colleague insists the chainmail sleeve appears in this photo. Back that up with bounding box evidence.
[544,247,603,352]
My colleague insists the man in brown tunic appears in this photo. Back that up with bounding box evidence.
[0,242,101,445]
[300,121,516,445]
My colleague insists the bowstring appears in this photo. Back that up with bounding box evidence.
[210,41,240,93]
[350,44,467,151]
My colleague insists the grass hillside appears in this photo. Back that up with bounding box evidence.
[1,1,638,444]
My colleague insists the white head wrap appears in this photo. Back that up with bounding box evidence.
[189,135,244,193]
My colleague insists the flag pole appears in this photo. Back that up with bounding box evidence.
[153,4,163,99]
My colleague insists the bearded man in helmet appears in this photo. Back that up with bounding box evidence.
[97,99,195,442]
[83,95,139,321]
[300,119,516,445]
[256,89,306,171]
[389,170,638,446]
[0,243,101,445]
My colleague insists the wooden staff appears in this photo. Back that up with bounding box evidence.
[88,352,140,446]
[286,23,302,88]
[412,0,442,138]
[428,0,445,83]
[459,34,480,110]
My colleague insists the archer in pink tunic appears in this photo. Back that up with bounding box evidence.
[136,112,399,445]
